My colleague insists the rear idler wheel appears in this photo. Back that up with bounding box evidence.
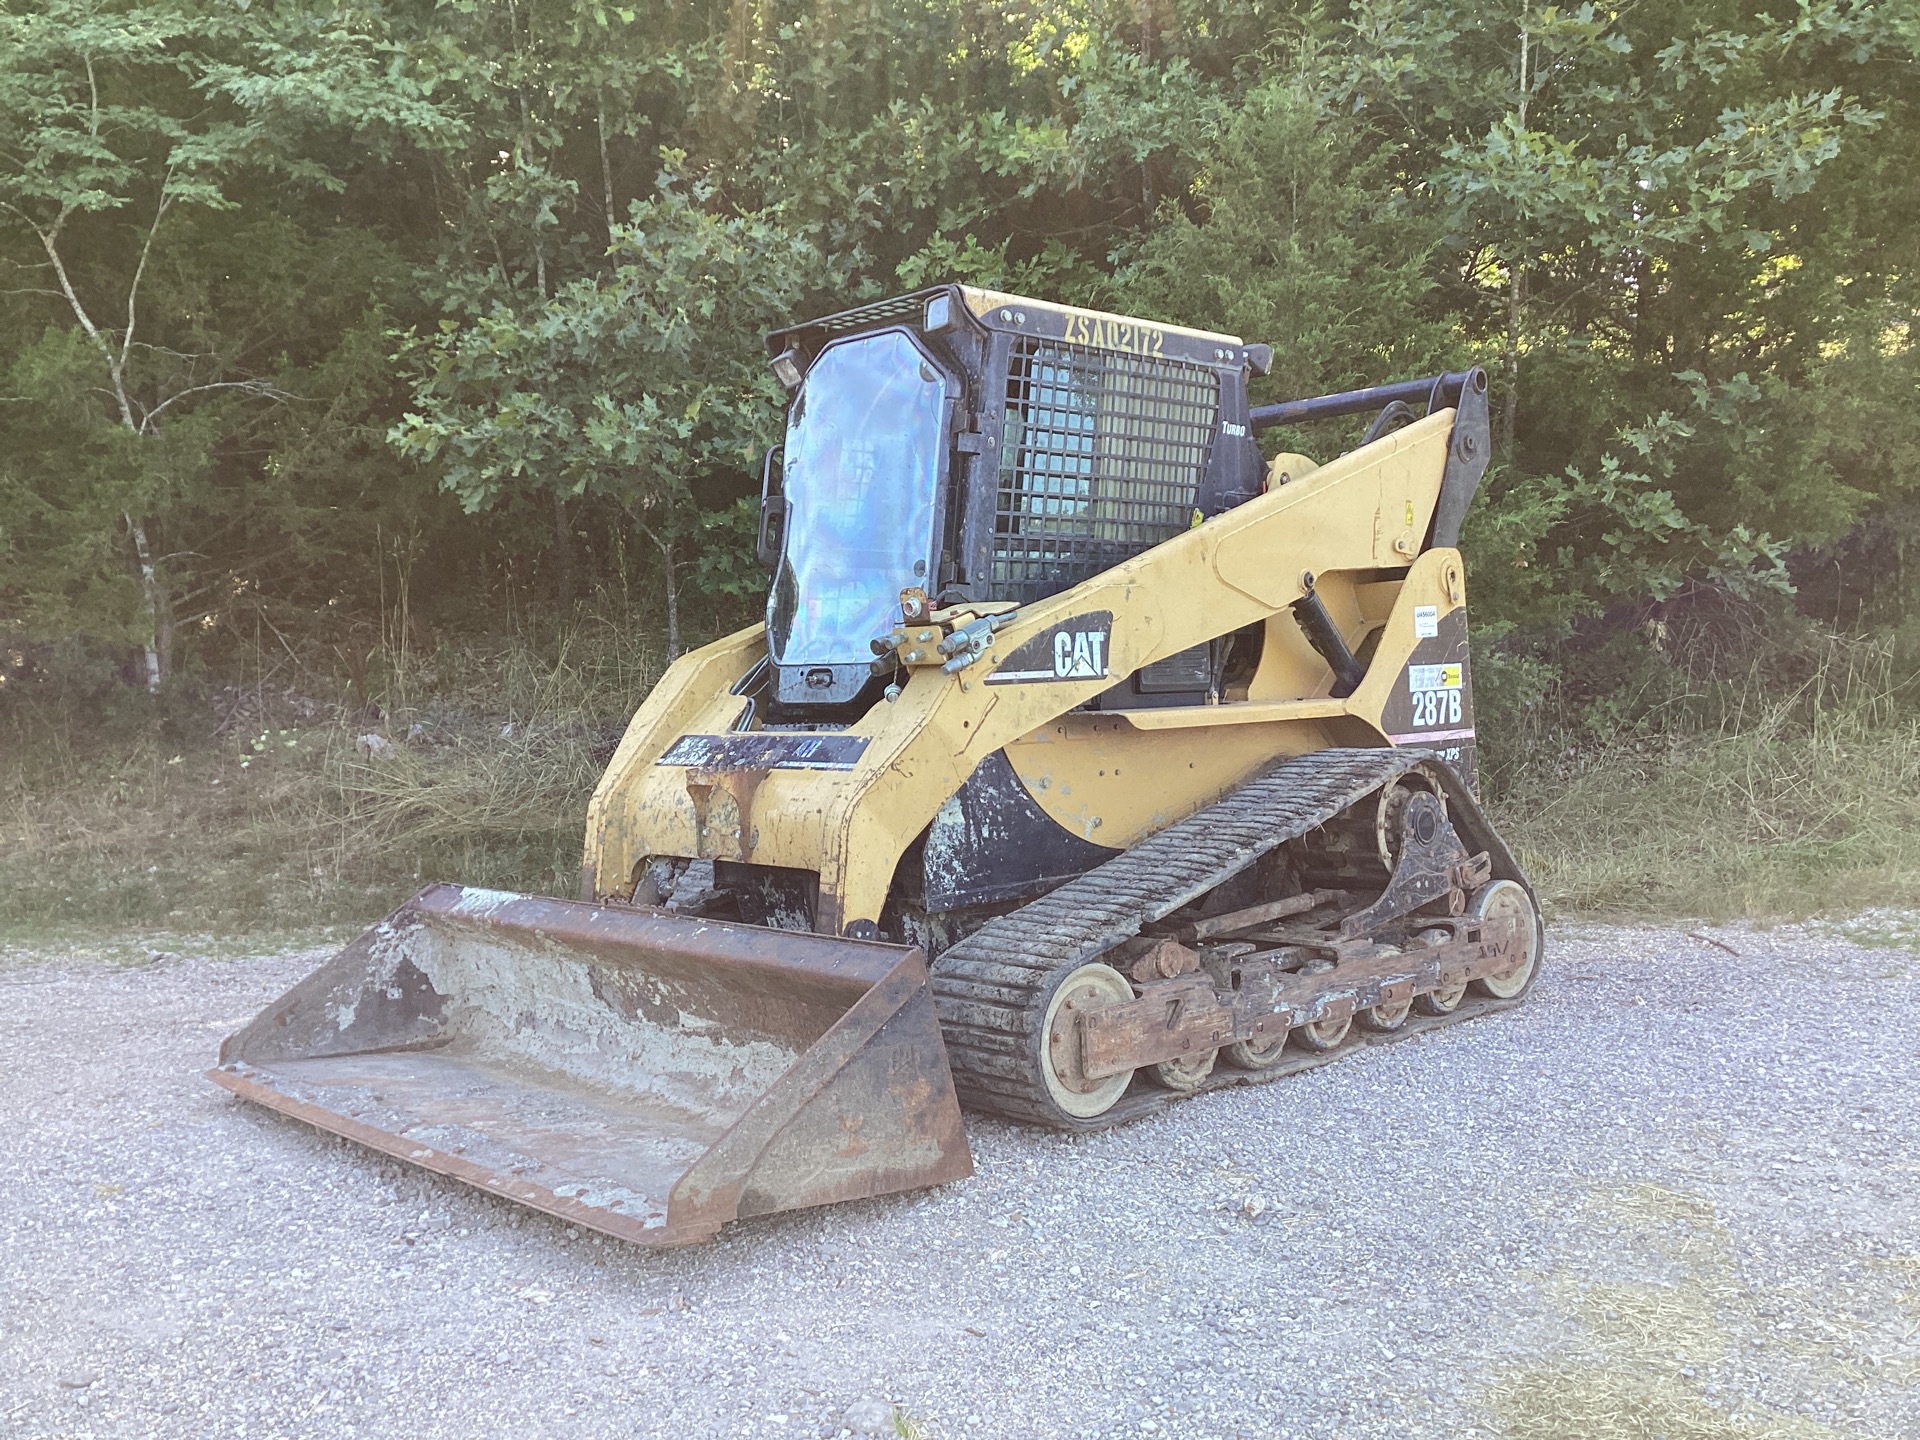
[1471,879,1543,1000]
[1040,961,1136,1120]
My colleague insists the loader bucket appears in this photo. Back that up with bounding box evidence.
[208,884,973,1247]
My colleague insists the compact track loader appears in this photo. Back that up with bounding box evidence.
[213,285,1543,1246]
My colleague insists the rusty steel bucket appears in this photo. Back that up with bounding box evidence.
[208,884,973,1246]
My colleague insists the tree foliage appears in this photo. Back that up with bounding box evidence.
[2,0,1915,698]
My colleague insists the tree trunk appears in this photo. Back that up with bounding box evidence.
[157,581,174,683]
[626,514,682,658]
[126,513,169,692]
[598,97,617,247]
[551,491,577,607]
[1502,17,1531,464]
[661,537,680,660]
[1501,256,1525,462]
[1137,0,1157,217]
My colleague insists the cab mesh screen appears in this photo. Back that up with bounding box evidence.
[992,338,1219,602]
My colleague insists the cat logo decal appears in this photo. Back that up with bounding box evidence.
[987,612,1114,685]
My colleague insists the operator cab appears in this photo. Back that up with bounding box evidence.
[755,285,1273,715]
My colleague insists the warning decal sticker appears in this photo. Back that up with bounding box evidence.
[1408,662,1463,693]
[657,733,870,771]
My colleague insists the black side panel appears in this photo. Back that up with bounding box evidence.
[1377,605,1479,791]
[923,750,1122,912]
[713,861,819,931]
[1197,367,1263,516]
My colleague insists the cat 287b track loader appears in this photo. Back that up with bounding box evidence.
[212,285,1543,1247]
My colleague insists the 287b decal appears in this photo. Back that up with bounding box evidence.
[1410,687,1463,728]
[1406,662,1464,729]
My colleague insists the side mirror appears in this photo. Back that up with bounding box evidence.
[756,445,787,568]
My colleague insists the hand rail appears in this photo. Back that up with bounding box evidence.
[1249,370,1478,432]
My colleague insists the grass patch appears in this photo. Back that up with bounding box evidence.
[0,605,659,939]
[1821,912,1920,953]
[1486,1182,1870,1440]
[4,607,1916,941]
[1489,1366,1844,1440]
[1490,646,1920,921]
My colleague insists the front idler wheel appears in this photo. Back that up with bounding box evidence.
[1471,879,1543,999]
[1039,961,1136,1120]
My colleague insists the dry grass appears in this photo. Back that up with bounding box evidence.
[1492,645,1920,920]
[0,605,661,937]
[1489,1367,1845,1440]
[4,611,1916,939]
[1486,1183,1861,1440]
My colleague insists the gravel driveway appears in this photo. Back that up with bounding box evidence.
[2,919,1917,1440]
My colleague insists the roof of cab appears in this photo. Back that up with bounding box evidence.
[766,283,1246,357]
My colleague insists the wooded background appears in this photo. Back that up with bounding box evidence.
[2,0,1915,722]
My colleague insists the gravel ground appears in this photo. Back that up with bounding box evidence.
[2,917,1918,1440]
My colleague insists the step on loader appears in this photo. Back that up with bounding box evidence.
[213,285,1544,1246]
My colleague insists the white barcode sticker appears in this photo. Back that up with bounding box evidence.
[1413,605,1439,639]
[1408,663,1463,692]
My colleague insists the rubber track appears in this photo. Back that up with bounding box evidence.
[929,747,1518,1129]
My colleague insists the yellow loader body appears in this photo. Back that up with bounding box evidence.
[212,287,1530,1245]
[583,411,1474,932]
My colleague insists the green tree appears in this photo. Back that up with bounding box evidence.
[4,0,1917,704]
[0,0,442,685]
[1322,0,1906,627]
[1339,0,1879,457]
[1111,72,1451,403]
[392,185,822,654]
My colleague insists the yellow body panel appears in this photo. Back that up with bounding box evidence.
[583,410,1471,933]
[1001,714,1330,851]
[959,287,1243,350]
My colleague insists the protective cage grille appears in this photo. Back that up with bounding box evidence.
[991,338,1220,601]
